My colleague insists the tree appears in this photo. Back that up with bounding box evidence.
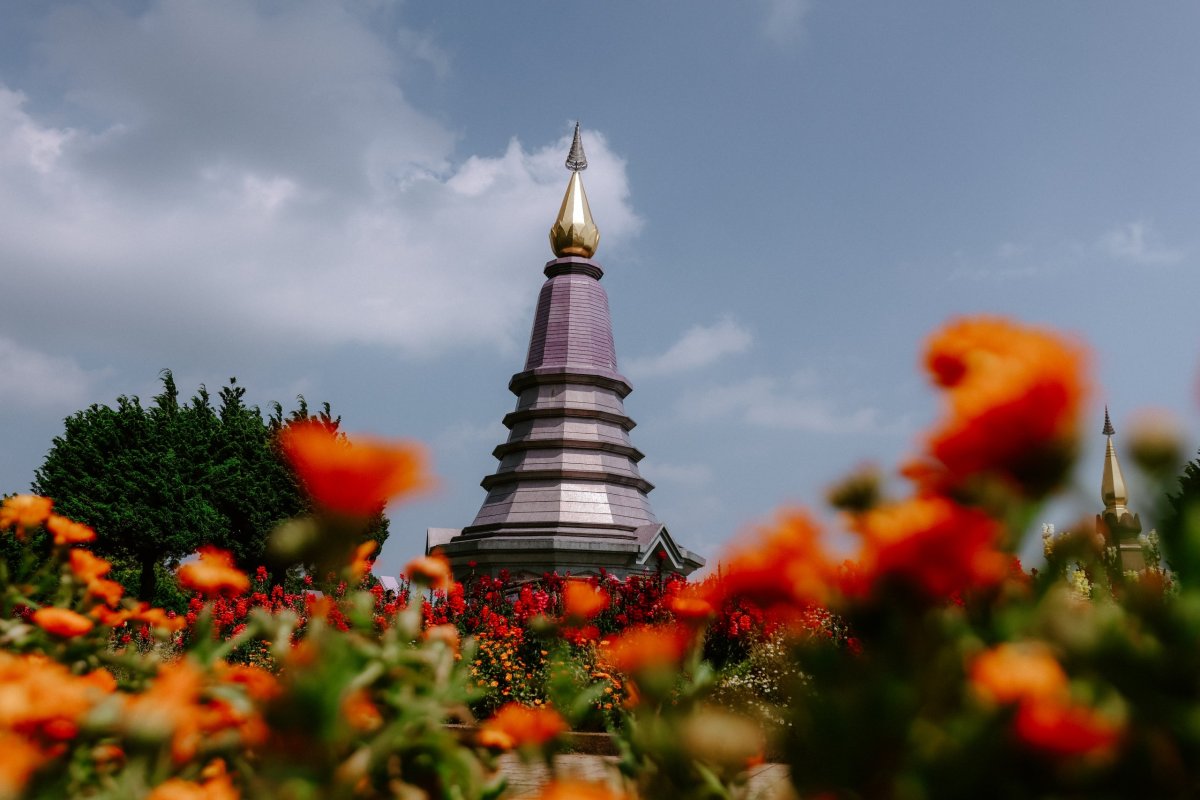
[32,371,389,600]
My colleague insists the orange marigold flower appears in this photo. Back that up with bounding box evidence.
[853,495,1007,599]
[563,582,608,621]
[532,781,627,800]
[0,731,47,799]
[0,653,99,740]
[1013,697,1122,759]
[923,316,1088,496]
[0,495,53,538]
[32,607,94,638]
[478,703,567,750]
[146,763,239,800]
[969,643,1069,706]
[349,540,377,581]
[178,547,250,598]
[719,510,837,608]
[81,668,118,694]
[133,604,186,633]
[69,549,112,584]
[45,514,96,546]
[215,663,280,702]
[598,624,690,676]
[423,624,460,652]
[87,578,125,608]
[668,591,716,627]
[280,420,429,516]
[342,689,383,733]
[405,554,452,591]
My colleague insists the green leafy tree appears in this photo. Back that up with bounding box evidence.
[32,371,389,600]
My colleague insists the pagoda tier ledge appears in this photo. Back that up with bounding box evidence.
[508,367,631,397]
[457,522,642,540]
[502,406,636,432]
[543,256,604,280]
[480,469,654,494]
[491,438,644,462]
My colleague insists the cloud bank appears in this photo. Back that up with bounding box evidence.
[0,0,640,369]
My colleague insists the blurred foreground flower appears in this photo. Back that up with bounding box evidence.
[0,495,52,538]
[178,548,250,598]
[922,316,1087,496]
[280,420,430,516]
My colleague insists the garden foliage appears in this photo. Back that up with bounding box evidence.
[3,315,1200,799]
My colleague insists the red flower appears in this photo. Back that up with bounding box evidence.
[280,420,429,516]
[1013,698,1122,759]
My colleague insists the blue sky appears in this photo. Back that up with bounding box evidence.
[2,1,1198,575]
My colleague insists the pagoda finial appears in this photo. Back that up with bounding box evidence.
[1101,407,1128,512]
[566,121,588,172]
[549,123,599,258]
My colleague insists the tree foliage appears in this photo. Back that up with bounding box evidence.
[32,371,388,601]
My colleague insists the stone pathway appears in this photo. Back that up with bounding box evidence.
[497,753,794,798]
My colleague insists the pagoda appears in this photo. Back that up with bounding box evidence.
[1096,407,1145,572]
[426,125,705,580]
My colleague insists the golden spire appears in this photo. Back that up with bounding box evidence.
[549,122,600,258]
[1101,406,1129,513]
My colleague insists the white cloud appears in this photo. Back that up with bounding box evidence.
[0,337,105,411]
[0,1,641,366]
[682,372,882,434]
[759,0,813,45]
[1097,221,1183,266]
[624,316,752,378]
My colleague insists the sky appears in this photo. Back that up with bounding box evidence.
[3,1,1200,577]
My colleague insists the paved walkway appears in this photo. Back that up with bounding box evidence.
[497,753,794,798]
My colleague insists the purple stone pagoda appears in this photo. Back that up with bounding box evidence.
[426,125,704,580]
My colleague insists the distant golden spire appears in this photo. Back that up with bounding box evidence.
[1101,406,1129,513]
[549,122,600,258]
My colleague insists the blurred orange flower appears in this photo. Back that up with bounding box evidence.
[969,643,1068,706]
[422,624,460,653]
[178,548,250,598]
[478,703,566,750]
[342,689,383,733]
[563,582,609,621]
[349,540,377,581]
[923,316,1087,496]
[45,514,95,546]
[69,550,112,584]
[0,731,46,799]
[0,653,101,742]
[0,495,53,537]
[146,759,238,800]
[598,624,690,676]
[280,420,429,516]
[215,663,280,703]
[853,495,1007,599]
[405,554,452,591]
[532,781,627,800]
[86,578,125,608]
[668,591,716,627]
[719,510,837,608]
[32,607,94,638]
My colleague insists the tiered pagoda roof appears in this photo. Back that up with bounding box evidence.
[427,125,704,579]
